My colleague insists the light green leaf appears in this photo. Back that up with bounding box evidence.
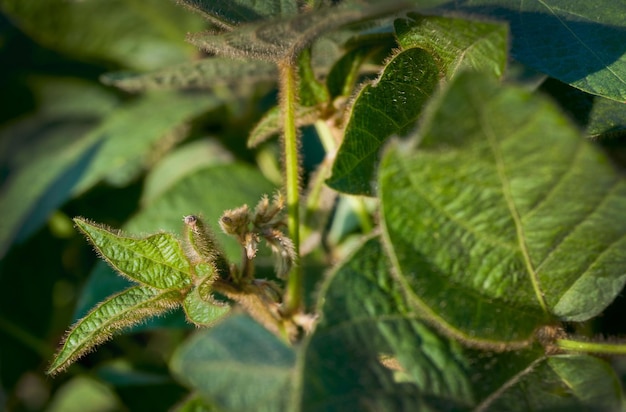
[395,13,508,79]
[0,0,204,70]
[176,0,298,28]
[74,218,193,290]
[72,92,221,194]
[187,2,406,62]
[170,314,295,412]
[380,71,626,346]
[48,286,182,375]
[297,236,475,410]
[327,47,439,195]
[182,286,230,327]
[101,58,277,93]
[477,355,622,411]
[47,376,121,412]
[435,0,626,102]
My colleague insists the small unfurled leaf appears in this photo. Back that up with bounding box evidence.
[74,218,193,290]
[170,314,295,411]
[182,286,230,327]
[187,2,406,62]
[248,105,320,147]
[379,71,626,346]
[327,47,439,195]
[48,286,182,375]
[176,0,298,29]
[395,13,508,79]
[101,58,277,93]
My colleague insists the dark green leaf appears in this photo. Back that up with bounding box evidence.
[170,314,295,411]
[187,2,406,62]
[48,286,182,375]
[380,71,626,346]
[72,92,222,194]
[74,218,193,290]
[476,355,622,411]
[297,237,474,410]
[327,47,439,195]
[0,0,204,70]
[101,58,277,93]
[395,13,508,79]
[436,1,626,102]
[176,0,298,28]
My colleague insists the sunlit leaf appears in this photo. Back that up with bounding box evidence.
[48,286,182,375]
[74,218,193,290]
[380,71,626,346]
[182,285,230,327]
[327,47,439,195]
[170,314,295,411]
[395,13,508,79]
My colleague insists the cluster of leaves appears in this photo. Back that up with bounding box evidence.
[1,0,626,411]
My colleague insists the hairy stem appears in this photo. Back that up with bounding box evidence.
[279,60,302,315]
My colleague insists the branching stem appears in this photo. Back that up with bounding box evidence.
[279,60,302,315]
[557,338,626,355]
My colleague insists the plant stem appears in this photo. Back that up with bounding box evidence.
[279,60,302,315]
[557,338,626,355]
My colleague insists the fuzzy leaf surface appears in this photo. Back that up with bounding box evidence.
[170,314,295,411]
[0,0,203,70]
[380,72,626,346]
[395,13,508,79]
[436,0,626,101]
[74,218,193,290]
[101,58,277,93]
[176,0,298,28]
[48,286,182,375]
[327,48,439,195]
[187,2,407,62]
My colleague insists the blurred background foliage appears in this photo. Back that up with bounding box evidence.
[0,1,286,410]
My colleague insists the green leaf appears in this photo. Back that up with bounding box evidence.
[187,2,406,62]
[182,287,230,326]
[379,71,626,346]
[0,117,99,258]
[48,286,182,375]
[0,0,204,70]
[74,218,193,290]
[47,376,121,412]
[297,236,475,410]
[101,58,277,93]
[72,92,222,194]
[170,314,295,411]
[176,0,298,28]
[476,355,623,411]
[395,13,508,79]
[327,47,439,195]
[437,1,626,102]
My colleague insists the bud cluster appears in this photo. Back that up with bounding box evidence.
[220,192,296,279]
